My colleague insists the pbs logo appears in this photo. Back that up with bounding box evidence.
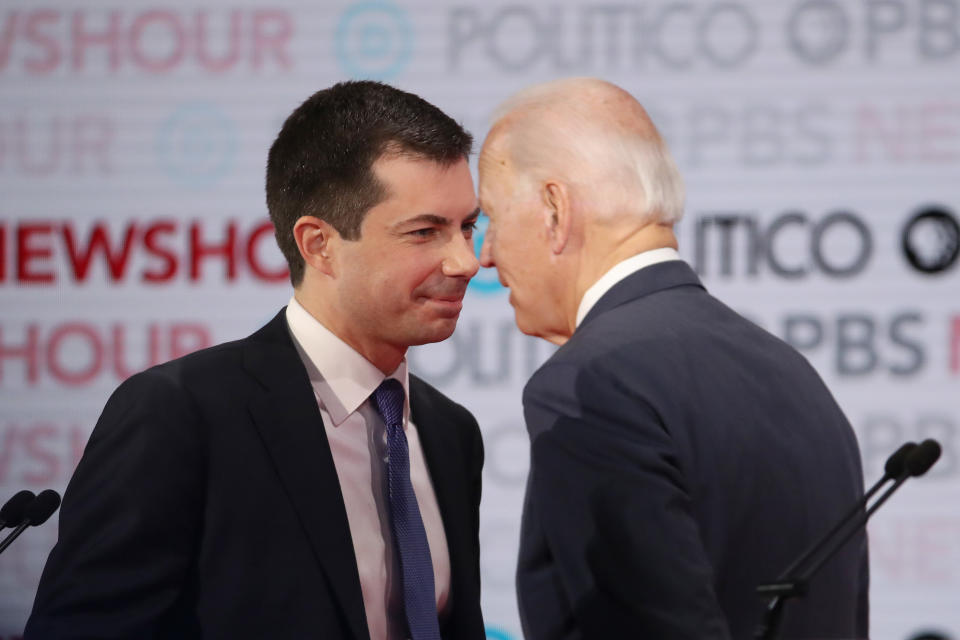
[335,1,413,80]
[901,206,960,275]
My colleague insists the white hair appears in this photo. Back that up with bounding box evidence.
[490,78,685,225]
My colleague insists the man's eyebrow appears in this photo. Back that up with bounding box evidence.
[394,209,481,228]
[393,214,450,228]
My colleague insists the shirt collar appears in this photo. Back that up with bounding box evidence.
[575,247,681,327]
[285,296,409,427]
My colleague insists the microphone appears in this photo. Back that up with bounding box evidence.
[860,439,940,522]
[885,441,919,476]
[0,489,62,556]
[768,441,917,585]
[0,490,37,529]
[755,440,941,639]
[905,439,941,475]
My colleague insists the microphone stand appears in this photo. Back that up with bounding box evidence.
[754,477,905,639]
[754,440,940,640]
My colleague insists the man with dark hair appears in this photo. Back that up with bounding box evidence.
[266,81,475,285]
[26,81,486,640]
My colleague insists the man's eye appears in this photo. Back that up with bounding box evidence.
[410,228,437,238]
[462,220,478,234]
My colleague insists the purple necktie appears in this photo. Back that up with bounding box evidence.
[372,379,442,640]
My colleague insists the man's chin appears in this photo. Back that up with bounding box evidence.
[406,317,460,346]
[513,310,569,345]
[431,300,464,318]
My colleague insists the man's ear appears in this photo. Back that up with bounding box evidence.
[543,181,572,255]
[293,216,340,277]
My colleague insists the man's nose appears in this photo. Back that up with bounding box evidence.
[478,233,494,268]
[443,234,481,279]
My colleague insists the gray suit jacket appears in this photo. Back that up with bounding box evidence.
[517,261,868,639]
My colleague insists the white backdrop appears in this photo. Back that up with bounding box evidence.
[1,0,959,638]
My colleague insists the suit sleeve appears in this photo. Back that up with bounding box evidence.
[519,360,731,639]
[25,368,205,639]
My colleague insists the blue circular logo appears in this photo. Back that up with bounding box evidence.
[335,1,413,80]
[469,215,505,295]
[485,627,516,640]
[155,102,237,189]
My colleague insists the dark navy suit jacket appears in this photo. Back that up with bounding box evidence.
[25,309,485,640]
[517,261,868,639]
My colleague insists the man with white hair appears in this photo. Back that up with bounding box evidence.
[478,78,869,639]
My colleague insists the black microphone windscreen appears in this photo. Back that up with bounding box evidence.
[0,490,36,527]
[885,442,918,477]
[906,439,942,477]
[25,490,61,526]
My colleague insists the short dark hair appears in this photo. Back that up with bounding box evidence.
[266,80,473,285]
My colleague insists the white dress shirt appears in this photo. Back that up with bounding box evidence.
[575,247,682,327]
[285,297,451,640]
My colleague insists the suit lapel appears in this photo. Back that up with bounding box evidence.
[409,378,469,622]
[243,311,370,640]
